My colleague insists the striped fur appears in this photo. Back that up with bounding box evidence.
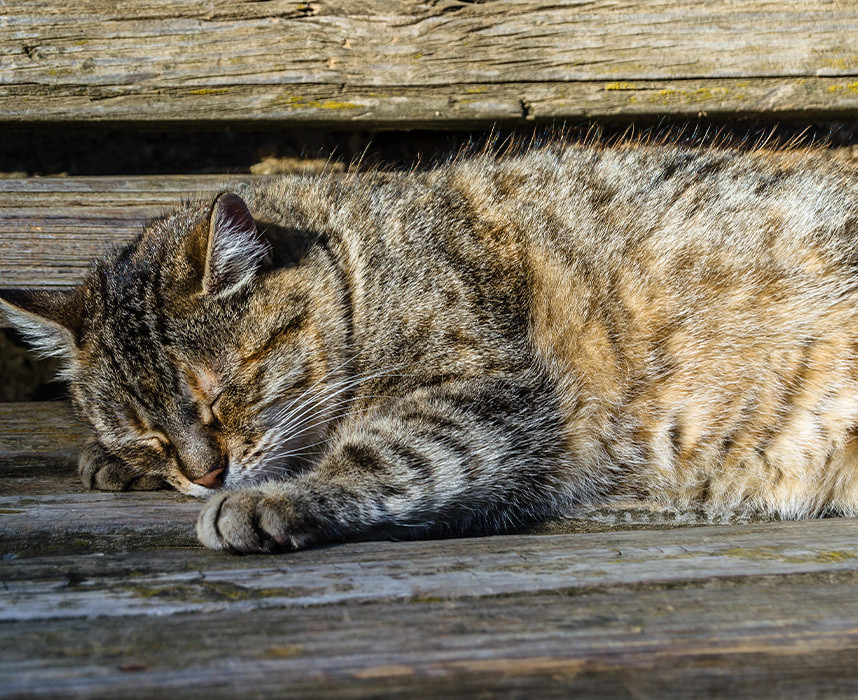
[4,141,858,552]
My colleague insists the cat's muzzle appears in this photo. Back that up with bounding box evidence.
[193,465,226,489]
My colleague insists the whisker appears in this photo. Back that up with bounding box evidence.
[262,404,387,463]
[270,392,393,443]
[245,402,386,475]
[259,348,376,427]
[276,361,407,422]
[233,354,418,484]
[265,367,402,440]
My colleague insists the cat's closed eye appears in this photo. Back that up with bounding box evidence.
[207,392,225,426]
[139,432,170,455]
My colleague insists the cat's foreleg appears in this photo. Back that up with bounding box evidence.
[196,373,576,553]
[78,438,168,491]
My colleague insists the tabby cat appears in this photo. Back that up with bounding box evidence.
[4,142,858,553]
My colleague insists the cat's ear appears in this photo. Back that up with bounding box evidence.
[202,192,272,296]
[0,289,83,361]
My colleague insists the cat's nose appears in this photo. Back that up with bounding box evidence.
[193,467,225,489]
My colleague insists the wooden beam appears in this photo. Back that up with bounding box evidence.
[3,516,857,619]
[2,529,858,696]
[0,175,257,290]
[1,1,858,126]
[0,401,85,461]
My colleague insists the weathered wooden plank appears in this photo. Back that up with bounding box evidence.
[0,175,260,290]
[2,571,857,697]
[0,401,85,462]
[0,492,200,555]
[0,401,86,495]
[2,1,858,125]
[4,78,858,127]
[2,517,856,620]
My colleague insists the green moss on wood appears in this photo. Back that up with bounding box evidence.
[282,96,360,110]
[604,82,637,91]
[721,546,855,564]
[122,580,320,603]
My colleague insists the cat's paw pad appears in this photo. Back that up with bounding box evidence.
[196,489,316,553]
[77,441,168,492]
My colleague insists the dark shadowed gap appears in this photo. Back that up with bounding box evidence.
[2,121,858,177]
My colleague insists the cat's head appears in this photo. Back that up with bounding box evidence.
[0,191,351,496]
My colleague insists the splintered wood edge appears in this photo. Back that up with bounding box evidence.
[4,79,858,126]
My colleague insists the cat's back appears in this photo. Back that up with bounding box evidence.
[438,142,858,266]
[400,143,858,367]
[508,144,858,362]
[467,144,858,516]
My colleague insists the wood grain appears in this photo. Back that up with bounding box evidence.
[0,401,85,494]
[2,517,857,621]
[1,1,858,125]
[0,401,86,461]
[2,562,858,696]
[0,175,259,290]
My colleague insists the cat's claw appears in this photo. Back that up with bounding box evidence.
[77,439,168,492]
[196,487,317,553]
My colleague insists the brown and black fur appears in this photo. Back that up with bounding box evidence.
[5,141,858,553]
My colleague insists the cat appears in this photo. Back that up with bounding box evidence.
[4,141,858,554]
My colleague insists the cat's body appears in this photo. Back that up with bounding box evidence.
[4,142,858,552]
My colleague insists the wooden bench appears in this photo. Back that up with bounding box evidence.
[3,2,858,696]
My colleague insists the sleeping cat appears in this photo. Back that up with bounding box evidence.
[3,142,858,553]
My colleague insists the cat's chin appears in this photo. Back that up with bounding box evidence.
[174,480,223,499]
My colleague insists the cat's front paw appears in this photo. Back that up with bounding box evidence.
[196,487,319,553]
[78,439,168,492]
